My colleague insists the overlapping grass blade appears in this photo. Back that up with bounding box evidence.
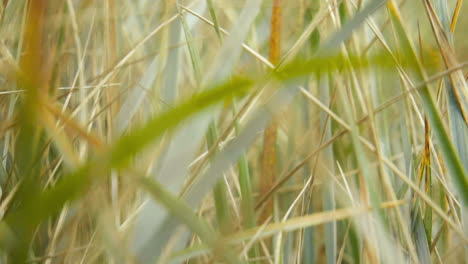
[0,77,252,257]
[132,1,263,261]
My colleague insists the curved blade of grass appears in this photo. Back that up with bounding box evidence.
[275,50,440,83]
[0,77,252,254]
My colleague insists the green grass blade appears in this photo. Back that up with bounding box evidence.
[137,175,242,264]
[319,73,337,264]
[1,77,252,255]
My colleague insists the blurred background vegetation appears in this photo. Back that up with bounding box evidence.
[0,0,467,263]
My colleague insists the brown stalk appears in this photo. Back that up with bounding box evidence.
[260,0,282,223]
[106,0,118,137]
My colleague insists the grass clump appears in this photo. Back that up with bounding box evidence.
[0,0,467,263]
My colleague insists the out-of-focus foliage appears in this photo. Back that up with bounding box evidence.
[0,0,467,263]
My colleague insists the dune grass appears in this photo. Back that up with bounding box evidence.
[0,0,467,263]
